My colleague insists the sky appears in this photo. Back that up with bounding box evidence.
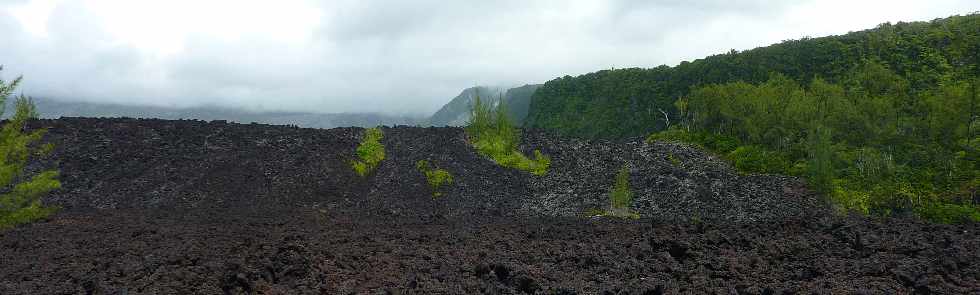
[0,0,977,116]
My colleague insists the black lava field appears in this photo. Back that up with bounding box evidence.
[1,118,977,294]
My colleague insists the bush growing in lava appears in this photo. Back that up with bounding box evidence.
[585,165,639,219]
[465,94,550,176]
[351,127,385,177]
[416,160,453,197]
[0,67,62,229]
[606,165,638,219]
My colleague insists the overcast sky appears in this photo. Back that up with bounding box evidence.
[1,0,977,115]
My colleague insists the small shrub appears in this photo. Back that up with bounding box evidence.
[581,166,640,219]
[351,161,370,177]
[465,95,550,175]
[0,68,61,229]
[605,165,639,219]
[416,160,453,197]
[610,166,633,209]
[351,127,385,177]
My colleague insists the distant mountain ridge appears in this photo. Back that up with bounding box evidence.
[17,98,425,128]
[428,84,541,126]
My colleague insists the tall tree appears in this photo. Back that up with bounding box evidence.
[0,66,61,229]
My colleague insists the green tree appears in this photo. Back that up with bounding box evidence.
[807,126,835,195]
[0,66,62,229]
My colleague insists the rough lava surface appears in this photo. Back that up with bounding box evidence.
[0,118,977,294]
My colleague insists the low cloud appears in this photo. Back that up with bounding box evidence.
[0,0,976,115]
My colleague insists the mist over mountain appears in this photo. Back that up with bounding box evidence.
[428,86,503,127]
[502,84,541,126]
[428,84,541,126]
[15,97,426,128]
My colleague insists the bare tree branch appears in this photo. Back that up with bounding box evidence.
[657,108,670,129]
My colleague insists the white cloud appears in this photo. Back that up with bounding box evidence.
[0,0,977,115]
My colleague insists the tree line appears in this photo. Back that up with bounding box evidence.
[525,14,980,139]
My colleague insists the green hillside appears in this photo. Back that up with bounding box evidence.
[524,14,980,138]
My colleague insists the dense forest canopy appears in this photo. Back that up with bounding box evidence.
[524,13,980,139]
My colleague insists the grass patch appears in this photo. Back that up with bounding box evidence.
[465,95,550,176]
[351,127,385,177]
[416,160,453,197]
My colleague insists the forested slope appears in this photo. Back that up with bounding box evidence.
[524,14,980,138]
